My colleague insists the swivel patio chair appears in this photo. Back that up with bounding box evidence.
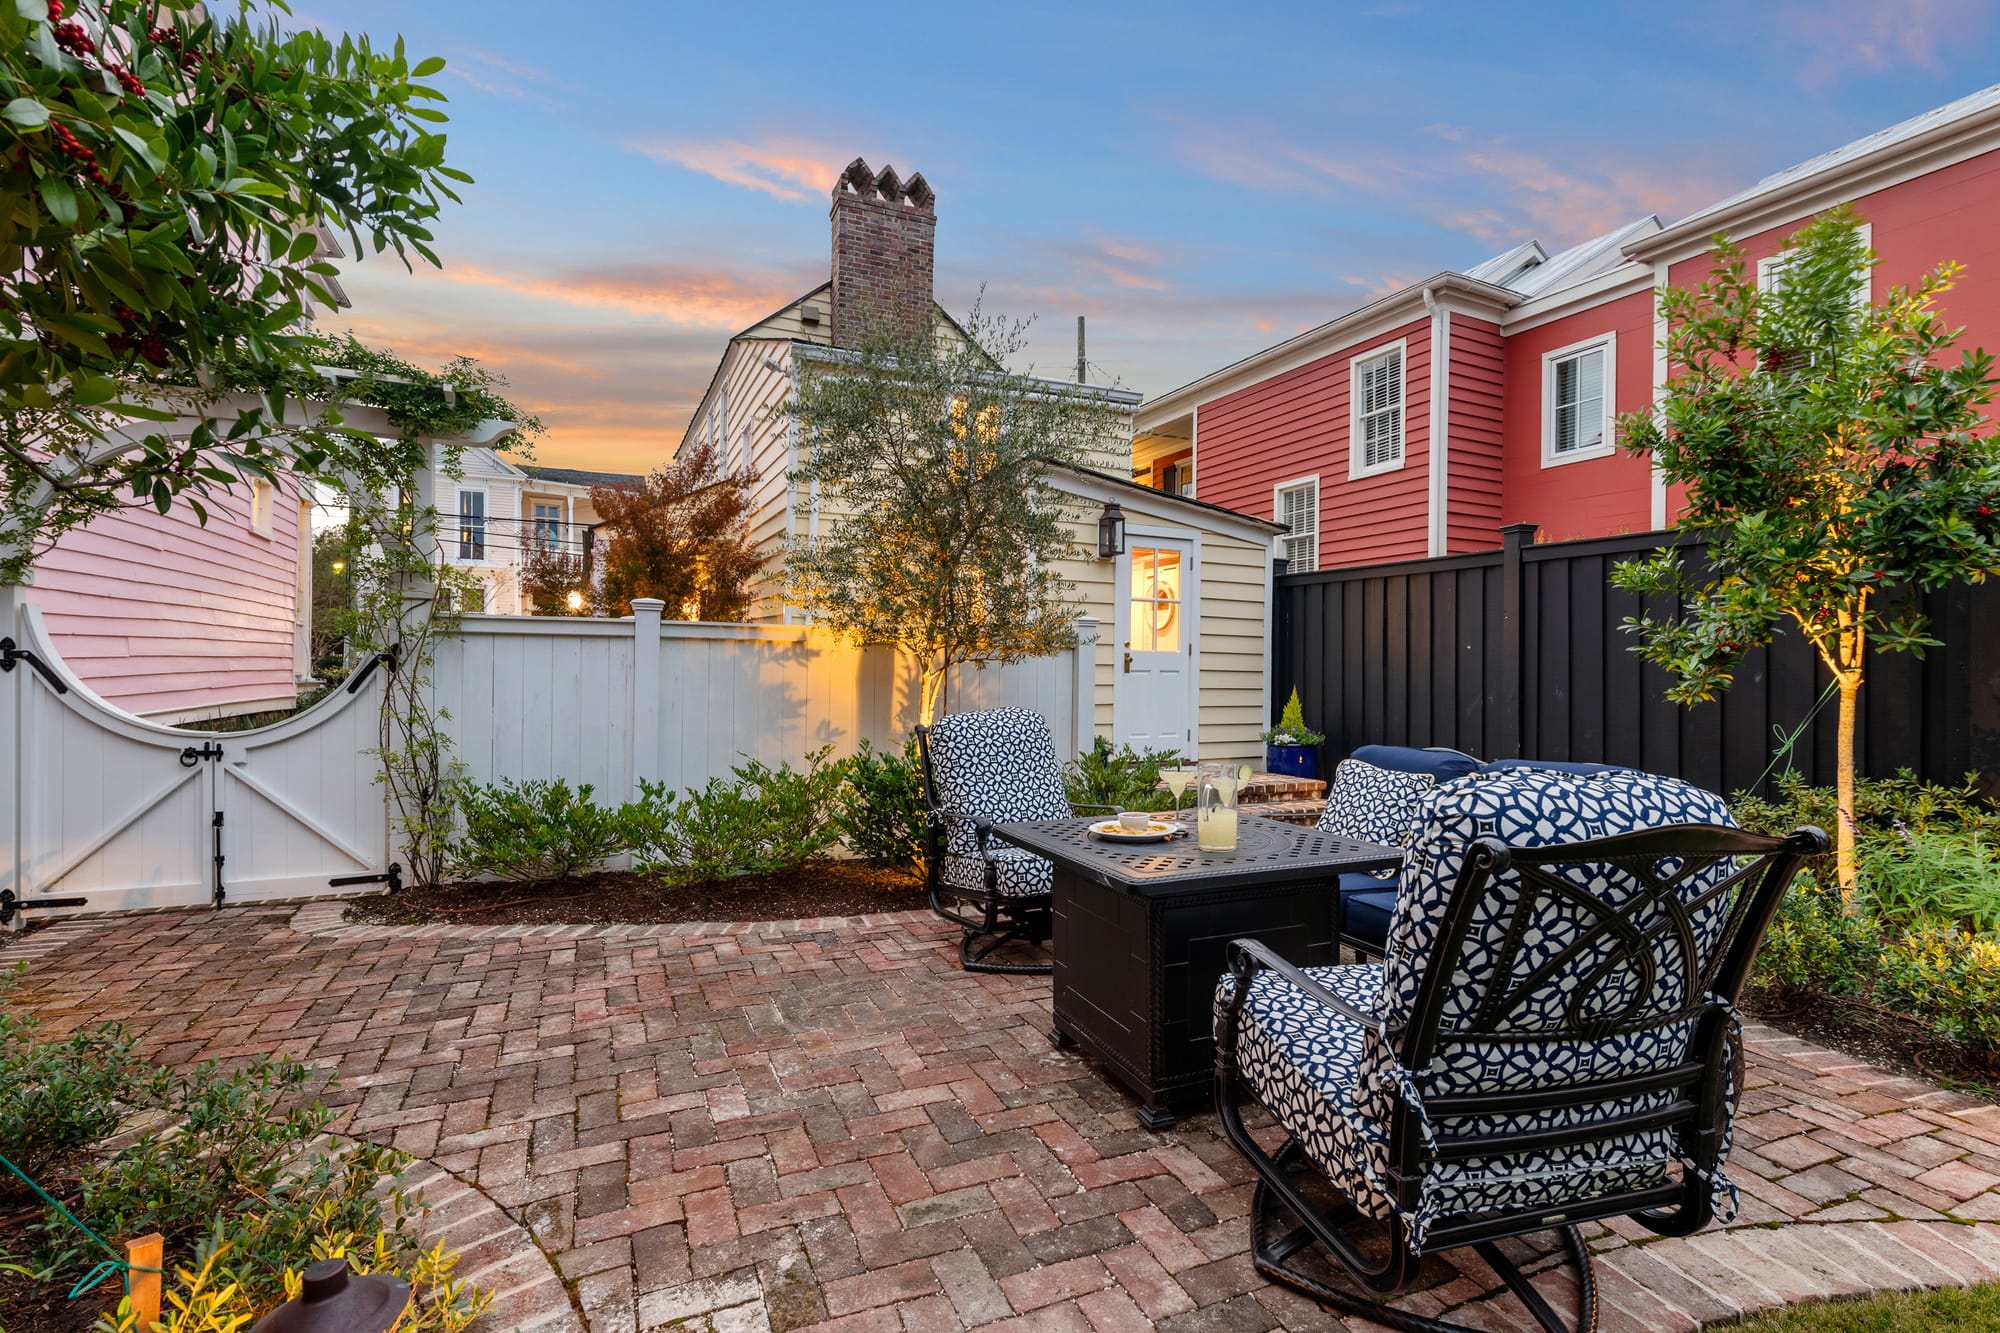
[1215,766,1825,1333]
[915,706,1113,974]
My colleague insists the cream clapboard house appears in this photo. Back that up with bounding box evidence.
[676,158,1284,762]
[435,449,644,615]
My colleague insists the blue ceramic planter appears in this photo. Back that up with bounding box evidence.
[1266,744,1319,779]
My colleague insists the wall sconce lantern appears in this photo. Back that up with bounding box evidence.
[1097,502,1127,560]
[565,589,585,613]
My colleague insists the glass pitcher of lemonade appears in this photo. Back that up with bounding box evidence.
[1197,762,1241,851]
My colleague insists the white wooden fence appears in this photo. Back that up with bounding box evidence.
[431,599,1097,799]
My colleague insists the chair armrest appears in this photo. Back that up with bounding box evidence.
[928,805,996,852]
[1223,938,1380,1028]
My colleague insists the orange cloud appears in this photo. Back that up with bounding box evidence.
[631,138,843,201]
[1435,132,1729,246]
[414,260,803,328]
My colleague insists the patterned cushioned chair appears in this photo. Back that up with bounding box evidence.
[1214,768,1826,1333]
[915,707,1113,974]
[1316,755,1447,961]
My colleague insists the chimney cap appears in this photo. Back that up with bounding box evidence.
[832,157,933,212]
[835,157,877,200]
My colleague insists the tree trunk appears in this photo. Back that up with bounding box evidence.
[1835,673,1860,901]
[919,666,946,728]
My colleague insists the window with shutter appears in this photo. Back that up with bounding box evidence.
[1274,477,1318,573]
[1541,335,1617,467]
[1349,344,1404,478]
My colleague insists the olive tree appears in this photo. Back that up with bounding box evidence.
[1614,208,2000,895]
[783,311,1118,724]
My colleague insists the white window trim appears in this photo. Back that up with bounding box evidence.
[1347,339,1407,480]
[1757,221,1872,303]
[1541,332,1618,469]
[1272,473,1320,573]
[248,478,275,538]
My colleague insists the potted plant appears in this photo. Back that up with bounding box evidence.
[1262,688,1325,778]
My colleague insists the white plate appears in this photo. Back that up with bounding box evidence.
[1088,819,1179,843]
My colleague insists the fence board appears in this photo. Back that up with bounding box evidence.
[1274,529,2000,796]
[434,617,1088,800]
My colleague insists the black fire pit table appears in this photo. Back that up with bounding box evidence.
[991,813,1400,1128]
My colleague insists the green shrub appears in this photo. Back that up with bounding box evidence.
[1732,770,2000,896]
[0,966,163,1187]
[21,1052,443,1313]
[622,747,849,886]
[1754,883,1880,997]
[839,737,926,868]
[1062,737,1181,813]
[1857,829,2000,934]
[450,778,626,883]
[1876,925,2000,1062]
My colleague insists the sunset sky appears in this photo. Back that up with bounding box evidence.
[306,0,2000,474]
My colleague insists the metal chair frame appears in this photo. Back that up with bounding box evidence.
[1215,821,1827,1333]
[913,721,1112,975]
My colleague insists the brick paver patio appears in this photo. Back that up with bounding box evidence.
[7,902,2000,1332]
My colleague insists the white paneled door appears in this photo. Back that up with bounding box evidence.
[1113,538,1195,757]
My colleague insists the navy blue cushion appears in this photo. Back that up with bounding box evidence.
[1336,873,1397,949]
[1348,745,1480,783]
[1480,757,1631,777]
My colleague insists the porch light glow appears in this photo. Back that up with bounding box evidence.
[1097,502,1127,560]
[566,590,585,612]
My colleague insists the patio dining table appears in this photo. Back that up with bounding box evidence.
[992,813,1400,1128]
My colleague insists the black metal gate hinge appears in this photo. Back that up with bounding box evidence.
[0,637,69,694]
[0,888,89,925]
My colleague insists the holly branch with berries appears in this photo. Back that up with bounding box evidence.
[1613,207,2000,896]
[0,0,472,577]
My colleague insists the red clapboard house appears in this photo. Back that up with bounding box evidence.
[1132,83,2000,571]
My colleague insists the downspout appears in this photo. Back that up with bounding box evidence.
[1422,285,1450,558]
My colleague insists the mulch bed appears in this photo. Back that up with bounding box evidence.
[342,862,928,928]
[0,1270,117,1333]
[1746,987,2000,1103]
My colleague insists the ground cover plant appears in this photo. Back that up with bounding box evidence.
[1739,771,2000,1082]
[0,969,482,1331]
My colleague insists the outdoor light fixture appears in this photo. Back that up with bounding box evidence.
[249,1257,408,1333]
[565,589,585,612]
[330,560,345,575]
[1097,502,1127,559]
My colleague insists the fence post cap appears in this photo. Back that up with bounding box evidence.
[1499,521,1539,540]
[630,597,666,613]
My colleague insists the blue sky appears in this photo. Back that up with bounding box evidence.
[304,0,2000,472]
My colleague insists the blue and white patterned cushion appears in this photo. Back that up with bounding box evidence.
[926,707,1071,899]
[1222,767,1745,1244]
[1219,963,1672,1225]
[1317,758,1436,880]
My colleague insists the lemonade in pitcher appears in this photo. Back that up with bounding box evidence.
[1197,762,1241,851]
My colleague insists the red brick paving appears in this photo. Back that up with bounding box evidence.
[6,901,2000,1333]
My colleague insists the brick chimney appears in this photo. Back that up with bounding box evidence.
[829,157,936,348]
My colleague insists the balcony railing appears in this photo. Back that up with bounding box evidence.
[449,515,597,566]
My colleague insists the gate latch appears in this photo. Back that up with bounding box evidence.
[179,741,225,768]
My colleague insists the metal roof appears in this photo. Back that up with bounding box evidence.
[520,465,645,489]
[1466,215,1661,300]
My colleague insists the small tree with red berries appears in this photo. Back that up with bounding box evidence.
[1614,208,2000,897]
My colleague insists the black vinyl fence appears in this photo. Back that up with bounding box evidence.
[1271,522,2000,798]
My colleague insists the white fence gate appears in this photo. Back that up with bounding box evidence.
[3,593,1097,921]
[1,596,393,921]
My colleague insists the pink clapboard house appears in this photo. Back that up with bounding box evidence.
[1133,83,2000,569]
[26,476,316,725]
